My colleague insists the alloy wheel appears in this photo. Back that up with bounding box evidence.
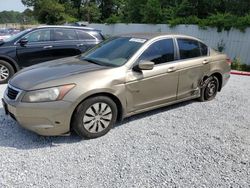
[0,64,9,81]
[83,102,113,133]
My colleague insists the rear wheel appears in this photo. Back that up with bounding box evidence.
[0,60,14,84]
[199,76,219,102]
[72,96,118,139]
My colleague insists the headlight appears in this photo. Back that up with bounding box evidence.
[22,84,75,102]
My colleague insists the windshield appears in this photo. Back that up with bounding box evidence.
[3,29,31,42]
[81,37,147,67]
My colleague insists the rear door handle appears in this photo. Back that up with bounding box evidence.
[203,59,209,64]
[43,45,53,49]
[167,67,176,73]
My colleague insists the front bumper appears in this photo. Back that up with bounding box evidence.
[2,96,74,136]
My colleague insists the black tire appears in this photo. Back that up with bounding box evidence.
[0,60,15,84]
[72,96,118,139]
[198,76,219,102]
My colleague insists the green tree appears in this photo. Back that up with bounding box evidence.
[34,0,68,24]
[142,0,162,23]
[20,0,250,30]
[98,0,115,20]
[80,2,101,23]
[21,0,36,7]
[59,0,82,19]
[22,8,37,24]
[0,11,22,23]
[123,0,145,23]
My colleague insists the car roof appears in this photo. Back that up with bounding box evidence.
[118,33,200,41]
[35,25,101,32]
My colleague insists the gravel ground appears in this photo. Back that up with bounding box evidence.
[0,75,249,188]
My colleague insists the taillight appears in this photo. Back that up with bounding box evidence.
[226,58,232,66]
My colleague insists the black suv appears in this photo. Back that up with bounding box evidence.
[0,26,104,84]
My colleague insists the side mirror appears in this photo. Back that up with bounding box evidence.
[18,38,28,46]
[133,60,154,71]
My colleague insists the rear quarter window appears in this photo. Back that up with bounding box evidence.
[76,30,95,40]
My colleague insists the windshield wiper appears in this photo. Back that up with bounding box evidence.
[82,58,116,67]
[82,58,103,66]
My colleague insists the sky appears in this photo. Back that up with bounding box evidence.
[0,0,27,12]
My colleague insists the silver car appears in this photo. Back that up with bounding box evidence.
[2,33,231,139]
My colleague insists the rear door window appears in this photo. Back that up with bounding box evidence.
[177,38,201,59]
[139,39,175,65]
[54,29,78,41]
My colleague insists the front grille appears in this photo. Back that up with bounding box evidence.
[7,86,19,100]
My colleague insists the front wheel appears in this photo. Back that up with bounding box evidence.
[0,60,15,84]
[72,96,118,139]
[199,76,219,102]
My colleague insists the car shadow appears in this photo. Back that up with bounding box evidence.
[0,99,197,150]
[115,99,196,127]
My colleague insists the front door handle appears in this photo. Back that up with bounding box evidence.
[203,59,209,64]
[167,67,176,73]
[43,45,53,49]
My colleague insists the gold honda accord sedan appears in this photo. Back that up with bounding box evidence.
[2,33,231,139]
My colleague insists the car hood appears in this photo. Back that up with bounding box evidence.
[10,56,108,90]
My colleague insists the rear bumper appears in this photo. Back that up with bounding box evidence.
[2,97,73,136]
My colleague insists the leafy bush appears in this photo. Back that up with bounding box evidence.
[169,16,200,27]
[205,13,237,32]
[168,13,250,32]
[234,14,250,32]
[231,57,250,72]
[105,14,122,24]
